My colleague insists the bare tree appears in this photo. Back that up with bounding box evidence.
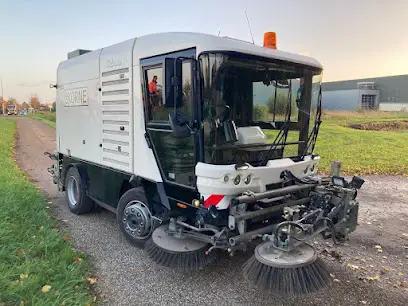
[30,95,40,109]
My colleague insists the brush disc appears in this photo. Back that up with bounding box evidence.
[146,224,217,270]
[242,242,331,296]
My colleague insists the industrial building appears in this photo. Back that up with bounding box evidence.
[322,74,408,111]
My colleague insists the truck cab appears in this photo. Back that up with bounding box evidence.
[7,104,17,115]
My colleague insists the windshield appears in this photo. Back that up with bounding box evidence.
[199,52,322,166]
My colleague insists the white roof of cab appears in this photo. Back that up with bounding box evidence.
[59,32,323,71]
[134,32,323,69]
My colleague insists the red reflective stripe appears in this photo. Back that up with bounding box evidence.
[203,194,224,208]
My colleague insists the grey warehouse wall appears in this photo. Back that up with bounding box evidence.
[322,74,408,104]
[322,89,360,110]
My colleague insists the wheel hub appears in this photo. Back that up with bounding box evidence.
[254,241,317,268]
[67,175,79,206]
[123,201,152,239]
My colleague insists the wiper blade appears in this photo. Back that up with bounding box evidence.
[260,120,291,166]
[301,86,322,159]
[260,80,293,166]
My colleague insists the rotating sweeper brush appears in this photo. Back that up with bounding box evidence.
[241,215,334,296]
[146,223,218,270]
[239,174,364,296]
[242,242,331,296]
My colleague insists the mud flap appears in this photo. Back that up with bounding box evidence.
[157,182,171,210]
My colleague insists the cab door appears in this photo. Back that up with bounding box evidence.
[141,48,197,188]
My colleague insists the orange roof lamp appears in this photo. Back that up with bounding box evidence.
[263,32,277,49]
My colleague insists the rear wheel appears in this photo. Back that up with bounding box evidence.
[117,187,153,248]
[65,166,93,214]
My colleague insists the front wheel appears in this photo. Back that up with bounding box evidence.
[117,187,153,248]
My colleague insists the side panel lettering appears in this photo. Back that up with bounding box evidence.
[63,87,88,107]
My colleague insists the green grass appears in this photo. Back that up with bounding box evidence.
[315,111,408,175]
[28,113,56,129]
[315,122,408,176]
[0,119,94,306]
[265,111,408,176]
[321,110,408,124]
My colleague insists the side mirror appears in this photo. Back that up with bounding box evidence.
[169,111,191,138]
[164,58,182,108]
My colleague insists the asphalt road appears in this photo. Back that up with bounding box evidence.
[15,117,407,306]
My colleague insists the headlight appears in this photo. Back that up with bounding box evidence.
[192,199,200,207]
[234,175,241,185]
[244,175,251,185]
[223,175,229,182]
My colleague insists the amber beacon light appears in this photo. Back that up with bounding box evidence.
[263,32,277,49]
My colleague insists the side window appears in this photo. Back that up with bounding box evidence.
[145,61,193,122]
[145,66,166,121]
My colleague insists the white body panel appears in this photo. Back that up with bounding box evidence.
[99,39,135,173]
[56,32,322,184]
[56,50,102,162]
[196,156,320,209]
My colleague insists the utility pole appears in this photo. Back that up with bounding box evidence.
[0,76,4,116]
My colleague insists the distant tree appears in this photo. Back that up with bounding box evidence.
[22,102,29,110]
[267,92,288,116]
[8,97,17,105]
[30,95,40,109]
[182,81,192,107]
[52,102,56,112]
[253,105,269,121]
[0,98,6,114]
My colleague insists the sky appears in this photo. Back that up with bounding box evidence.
[0,0,407,104]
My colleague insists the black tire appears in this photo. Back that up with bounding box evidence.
[117,187,153,248]
[64,166,93,215]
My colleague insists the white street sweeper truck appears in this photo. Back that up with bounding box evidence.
[47,31,364,296]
